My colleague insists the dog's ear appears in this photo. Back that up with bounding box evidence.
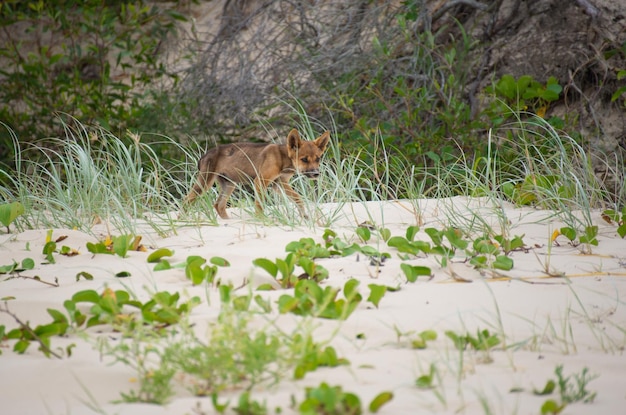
[314,131,330,151]
[287,129,301,151]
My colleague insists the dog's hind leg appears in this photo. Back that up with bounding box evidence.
[214,177,236,219]
[184,170,216,204]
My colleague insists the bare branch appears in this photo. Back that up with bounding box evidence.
[574,0,600,18]
[432,0,489,22]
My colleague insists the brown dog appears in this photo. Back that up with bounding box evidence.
[184,129,330,219]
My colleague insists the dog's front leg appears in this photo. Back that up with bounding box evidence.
[278,177,307,219]
[253,177,271,216]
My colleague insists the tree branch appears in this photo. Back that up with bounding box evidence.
[574,0,600,18]
[432,0,489,22]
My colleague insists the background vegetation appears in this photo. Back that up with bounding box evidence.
[1,0,625,207]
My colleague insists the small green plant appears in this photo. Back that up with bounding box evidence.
[254,239,330,289]
[0,299,68,358]
[415,363,437,389]
[73,288,199,330]
[410,330,438,349]
[160,308,284,397]
[552,226,599,249]
[291,332,349,380]
[486,74,563,124]
[469,235,514,271]
[185,255,230,286]
[277,279,362,320]
[534,365,598,414]
[323,229,390,266]
[602,207,626,238]
[86,234,144,258]
[298,382,393,415]
[393,326,437,349]
[0,257,35,275]
[0,201,24,232]
[298,382,362,415]
[98,325,176,405]
[287,237,332,259]
[554,365,597,404]
[400,263,433,282]
[233,391,268,415]
[423,227,467,267]
[147,247,175,270]
[1,287,200,358]
[445,328,501,352]
[493,233,526,255]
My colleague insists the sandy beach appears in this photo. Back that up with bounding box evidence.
[1,197,625,414]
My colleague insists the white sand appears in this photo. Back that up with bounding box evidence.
[1,197,625,414]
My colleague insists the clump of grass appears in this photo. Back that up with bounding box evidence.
[1,119,206,235]
[3,105,623,236]
[415,112,625,236]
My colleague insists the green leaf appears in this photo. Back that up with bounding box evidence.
[210,256,230,267]
[416,374,434,389]
[405,225,420,241]
[534,380,556,396]
[14,339,30,354]
[42,241,56,263]
[400,263,432,282]
[47,308,68,324]
[153,260,171,271]
[255,283,275,291]
[559,227,576,241]
[611,85,626,102]
[445,330,467,350]
[540,399,565,414]
[71,289,101,304]
[218,285,232,304]
[579,225,598,246]
[252,258,278,278]
[21,258,35,270]
[343,278,360,299]
[86,241,111,255]
[419,330,437,341]
[356,226,371,242]
[379,227,391,242]
[277,295,299,314]
[0,201,25,228]
[0,261,18,274]
[367,284,387,308]
[75,271,94,281]
[424,227,443,246]
[493,255,514,271]
[146,248,174,263]
[112,234,131,258]
[443,228,468,250]
[369,391,393,413]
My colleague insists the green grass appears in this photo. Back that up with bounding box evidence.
[2,110,623,236]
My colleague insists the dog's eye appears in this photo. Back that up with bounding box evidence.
[301,157,309,163]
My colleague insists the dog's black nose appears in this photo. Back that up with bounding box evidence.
[305,170,320,178]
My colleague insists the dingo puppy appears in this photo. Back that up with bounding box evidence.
[184,129,330,219]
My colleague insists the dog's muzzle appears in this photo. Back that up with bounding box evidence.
[302,170,320,179]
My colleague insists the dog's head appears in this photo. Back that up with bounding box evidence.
[287,129,330,179]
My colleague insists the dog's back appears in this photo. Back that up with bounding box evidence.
[197,142,291,183]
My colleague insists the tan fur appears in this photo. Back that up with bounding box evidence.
[184,129,330,219]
